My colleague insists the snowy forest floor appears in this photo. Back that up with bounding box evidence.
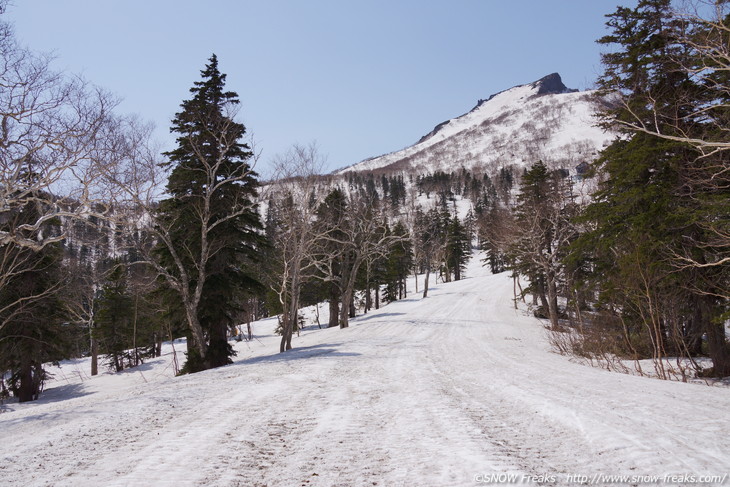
[2,255,730,486]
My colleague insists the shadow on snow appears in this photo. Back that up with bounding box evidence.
[354,312,407,323]
[233,342,360,366]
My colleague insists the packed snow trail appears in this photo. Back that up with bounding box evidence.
[2,256,730,486]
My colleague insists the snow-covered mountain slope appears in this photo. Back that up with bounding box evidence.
[2,254,729,486]
[337,73,615,175]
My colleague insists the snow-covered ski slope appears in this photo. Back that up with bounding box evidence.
[337,73,615,176]
[2,255,729,486]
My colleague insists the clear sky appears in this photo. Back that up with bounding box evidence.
[7,1,632,174]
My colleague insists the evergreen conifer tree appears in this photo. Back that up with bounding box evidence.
[446,217,470,281]
[154,55,264,372]
[572,0,730,375]
[315,188,348,329]
[509,162,576,328]
[383,222,413,302]
[95,263,136,372]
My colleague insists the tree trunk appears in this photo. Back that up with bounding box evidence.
[184,303,208,364]
[280,298,296,352]
[208,320,230,367]
[536,277,549,317]
[685,296,705,355]
[114,349,123,373]
[365,283,371,312]
[700,295,730,377]
[328,283,339,328]
[340,294,350,328]
[90,323,99,377]
[133,293,139,366]
[279,307,295,352]
[340,253,368,328]
[155,333,162,357]
[284,283,300,352]
[706,322,730,377]
[340,284,355,329]
[285,315,294,350]
[279,319,290,353]
[545,272,560,330]
[17,354,35,403]
[423,266,431,298]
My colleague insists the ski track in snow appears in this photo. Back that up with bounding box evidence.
[2,255,730,486]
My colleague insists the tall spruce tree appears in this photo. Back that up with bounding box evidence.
[95,264,135,372]
[315,188,348,329]
[446,217,470,281]
[94,262,161,372]
[154,55,264,372]
[414,206,449,297]
[383,222,413,302]
[571,0,730,376]
[510,162,577,329]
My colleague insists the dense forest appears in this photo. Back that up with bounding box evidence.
[2,0,730,403]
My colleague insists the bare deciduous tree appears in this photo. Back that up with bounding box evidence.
[326,194,403,328]
[0,28,118,251]
[0,7,123,337]
[266,143,328,352]
[509,163,577,329]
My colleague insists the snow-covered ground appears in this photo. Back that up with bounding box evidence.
[2,255,730,486]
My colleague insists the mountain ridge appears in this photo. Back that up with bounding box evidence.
[337,73,614,175]
[416,73,576,146]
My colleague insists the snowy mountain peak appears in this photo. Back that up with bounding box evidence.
[418,73,571,146]
[474,73,571,111]
[531,72,575,96]
[337,73,614,176]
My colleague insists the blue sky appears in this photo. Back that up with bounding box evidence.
[8,1,631,174]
